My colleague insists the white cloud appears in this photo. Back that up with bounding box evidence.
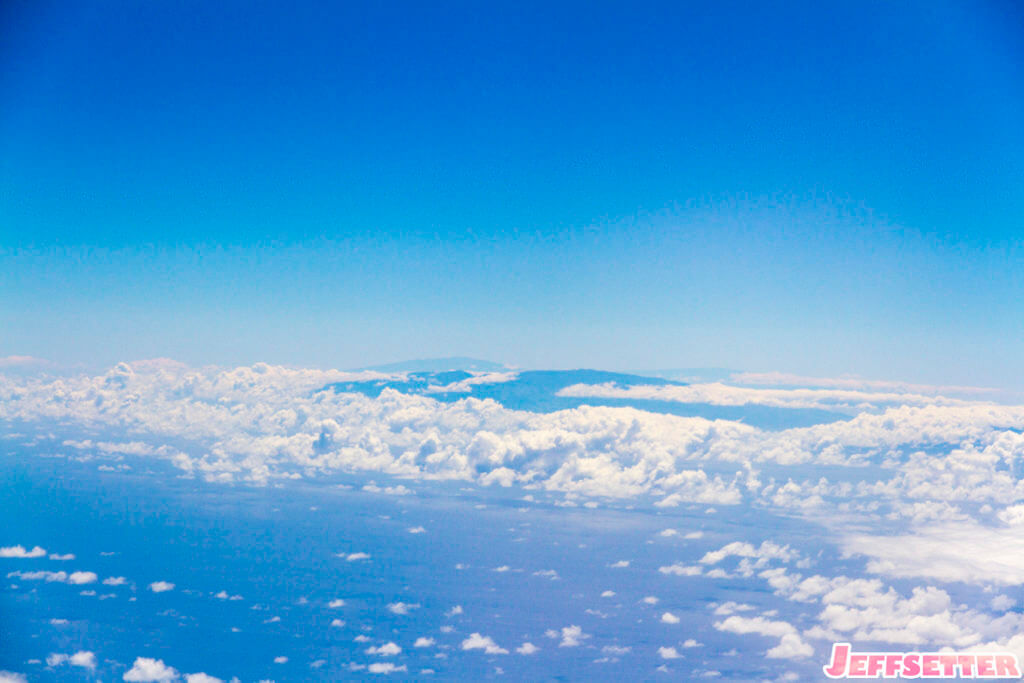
[69,651,96,669]
[103,576,128,586]
[330,619,345,628]
[414,637,435,648]
[7,570,95,585]
[386,602,419,615]
[328,598,346,608]
[0,545,45,558]
[184,674,223,683]
[273,656,288,664]
[558,381,974,412]
[714,616,812,659]
[367,663,407,674]
[658,646,681,659]
[49,553,75,561]
[548,625,588,647]
[461,633,508,655]
[343,552,370,562]
[515,642,538,655]
[148,581,175,593]
[68,571,97,584]
[700,541,796,566]
[845,522,1024,585]
[407,526,426,534]
[661,612,680,624]
[659,563,702,576]
[365,642,401,656]
[0,672,27,683]
[608,560,630,568]
[123,657,180,682]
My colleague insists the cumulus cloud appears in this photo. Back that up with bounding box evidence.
[123,657,180,682]
[7,570,96,584]
[659,563,702,576]
[148,581,175,593]
[661,612,680,624]
[714,616,812,659]
[386,602,419,615]
[461,633,508,655]
[365,642,401,656]
[367,663,406,674]
[557,381,975,412]
[546,625,588,647]
[0,545,46,558]
[516,642,539,655]
[343,552,370,562]
[184,674,223,683]
[844,522,1024,585]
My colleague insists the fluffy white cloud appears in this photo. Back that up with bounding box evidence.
[367,663,406,674]
[365,642,401,656]
[343,552,370,562]
[661,612,680,624]
[546,625,588,647]
[461,633,508,654]
[714,616,812,659]
[7,570,96,584]
[0,545,46,558]
[659,563,702,576]
[148,581,175,593]
[69,651,96,669]
[844,522,1024,585]
[123,657,180,682]
[184,674,223,683]
[386,602,419,615]
[557,381,973,412]
[515,642,538,655]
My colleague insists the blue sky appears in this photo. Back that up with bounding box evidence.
[2,0,1022,385]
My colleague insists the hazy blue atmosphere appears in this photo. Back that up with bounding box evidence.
[3,0,1023,385]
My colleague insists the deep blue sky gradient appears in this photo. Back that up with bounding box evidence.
[1,1,1022,383]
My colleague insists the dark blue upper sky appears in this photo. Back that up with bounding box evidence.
[2,1,1022,383]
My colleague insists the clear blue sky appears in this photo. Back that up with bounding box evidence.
[1,0,1022,385]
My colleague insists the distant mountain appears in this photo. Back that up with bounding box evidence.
[357,357,510,373]
[638,368,737,383]
[324,368,845,430]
